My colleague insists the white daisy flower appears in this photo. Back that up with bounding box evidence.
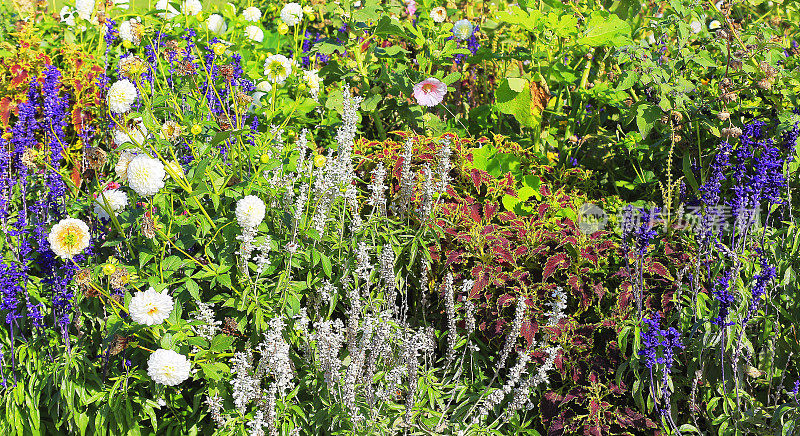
[94,189,129,220]
[430,6,446,23]
[129,287,174,326]
[690,21,702,34]
[127,155,166,196]
[263,54,292,83]
[48,218,91,260]
[280,2,303,26]
[235,195,266,229]
[242,6,262,22]
[147,349,191,386]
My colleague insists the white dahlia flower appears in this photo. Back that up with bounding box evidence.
[94,189,129,220]
[303,69,322,94]
[147,349,191,386]
[452,19,474,41]
[127,155,166,196]
[114,148,142,182]
[48,218,91,260]
[156,0,179,19]
[75,0,94,20]
[181,0,202,16]
[242,6,262,22]
[107,79,138,114]
[113,119,147,146]
[60,7,76,26]
[206,14,227,34]
[118,18,141,45]
[245,25,264,43]
[430,7,447,23]
[263,54,292,83]
[280,3,303,26]
[235,195,266,229]
[129,287,174,326]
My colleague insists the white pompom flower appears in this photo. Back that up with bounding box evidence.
[156,0,179,19]
[127,155,166,196]
[48,218,91,260]
[118,18,142,45]
[94,189,129,220]
[263,54,292,84]
[245,25,264,43]
[181,0,202,16]
[107,79,138,114]
[114,148,142,182]
[75,0,94,20]
[452,19,474,41]
[280,3,303,26]
[206,14,227,33]
[147,349,191,386]
[113,119,147,146]
[236,195,266,229]
[242,6,262,22]
[129,287,174,326]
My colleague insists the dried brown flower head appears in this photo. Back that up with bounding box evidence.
[141,214,156,239]
[85,147,108,170]
[109,267,130,290]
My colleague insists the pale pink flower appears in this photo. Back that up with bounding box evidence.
[412,78,447,107]
[406,0,416,16]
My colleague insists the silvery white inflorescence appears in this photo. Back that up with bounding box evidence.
[129,287,174,326]
[242,6,262,22]
[206,14,227,34]
[147,349,191,386]
[107,79,138,113]
[280,3,303,26]
[126,155,166,196]
[48,218,91,260]
[235,195,266,229]
[94,189,129,220]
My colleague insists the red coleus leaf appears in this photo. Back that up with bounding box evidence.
[647,260,674,281]
[470,168,482,189]
[470,264,491,298]
[0,97,13,128]
[543,252,569,281]
[484,202,498,221]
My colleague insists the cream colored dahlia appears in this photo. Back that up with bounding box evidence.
[280,3,303,26]
[107,79,138,113]
[94,189,129,220]
[114,148,143,182]
[129,287,174,326]
[127,155,166,196]
[48,218,91,259]
[147,349,191,386]
[242,6,262,22]
[235,195,266,229]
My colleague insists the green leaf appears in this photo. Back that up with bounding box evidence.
[210,335,235,352]
[635,103,661,138]
[577,13,632,47]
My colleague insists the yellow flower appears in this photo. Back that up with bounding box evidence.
[191,124,202,135]
[103,262,117,276]
[314,155,326,168]
[278,22,289,35]
[211,42,227,56]
[260,153,270,164]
